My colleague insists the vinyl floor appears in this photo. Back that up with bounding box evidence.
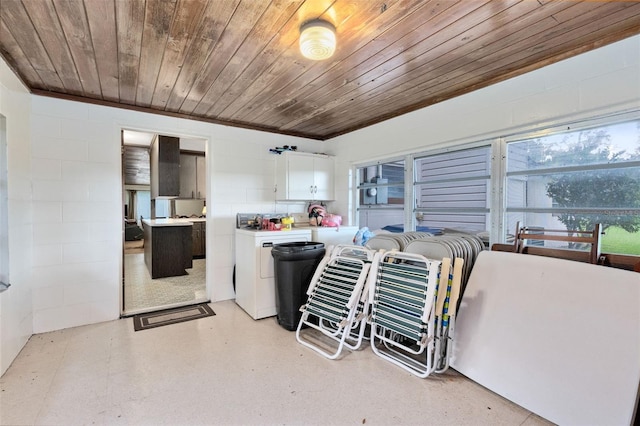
[0,300,554,426]
[123,253,207,315]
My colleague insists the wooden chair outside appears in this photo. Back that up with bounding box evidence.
[512,222,602,264]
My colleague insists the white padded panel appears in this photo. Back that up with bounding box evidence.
[452,251,640,426]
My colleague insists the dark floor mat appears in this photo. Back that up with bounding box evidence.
[133,303,215,331]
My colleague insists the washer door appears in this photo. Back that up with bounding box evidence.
[259,242,276,279]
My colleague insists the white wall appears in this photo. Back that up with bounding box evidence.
[1,33,639,372]
[0,58,33,375]
[29,96,325,333]
[328,35,640,224]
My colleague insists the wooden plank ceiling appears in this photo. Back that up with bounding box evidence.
[1,0,640,140]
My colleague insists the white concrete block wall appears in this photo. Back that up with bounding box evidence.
[0,58,33,376]
[28,98,323,331]
[30,98,122,333]
[327,35,640,225]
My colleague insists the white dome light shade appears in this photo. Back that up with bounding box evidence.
[299,20,336,60]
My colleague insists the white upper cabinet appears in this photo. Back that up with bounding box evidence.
[275,151,335,201]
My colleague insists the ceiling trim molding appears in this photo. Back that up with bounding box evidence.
[30,89,326,141]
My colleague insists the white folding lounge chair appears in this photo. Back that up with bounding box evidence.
[295,248,375,359]
[368,251,441,378]
[328,245,377,349]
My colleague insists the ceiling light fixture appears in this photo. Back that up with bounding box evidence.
[299,19,336,61]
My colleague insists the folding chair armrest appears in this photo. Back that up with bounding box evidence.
[306,255,331,296]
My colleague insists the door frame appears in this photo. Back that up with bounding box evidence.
[119,126,210,316]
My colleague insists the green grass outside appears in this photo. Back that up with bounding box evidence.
[601,226,640,255]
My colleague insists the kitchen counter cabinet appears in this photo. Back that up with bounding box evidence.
[191,220,206,258]
[142,219,193,278]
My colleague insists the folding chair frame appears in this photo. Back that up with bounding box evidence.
[369,251,441,378]
[296,250,374,359]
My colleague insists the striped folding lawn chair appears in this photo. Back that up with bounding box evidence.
[295,246,376,359]
[434,257,464,373]
[327,245,377,350]
[368,251,441,378]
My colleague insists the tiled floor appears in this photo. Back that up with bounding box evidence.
[124,253,207,314]
[0,300,553,426]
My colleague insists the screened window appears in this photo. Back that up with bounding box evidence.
[357,160,405,231]
[505,119,640,255]
[414,146,491,233]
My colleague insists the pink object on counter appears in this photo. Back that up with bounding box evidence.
[322,214,342,228]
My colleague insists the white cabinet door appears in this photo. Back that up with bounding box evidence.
[274,154,287,201]
[312,155,334,201]
[288,154,315,199]
[274,152,334,201]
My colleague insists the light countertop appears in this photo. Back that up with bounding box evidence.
[235,228,312,236]
[293,225,358,231]
[185,218,206,223]
[142,218,194,227]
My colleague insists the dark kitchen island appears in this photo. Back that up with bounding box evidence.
[142,219,193,279]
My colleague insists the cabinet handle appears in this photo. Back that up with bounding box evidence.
[314,185,318,193]
[310,185,314,194]
[192,190,194,199]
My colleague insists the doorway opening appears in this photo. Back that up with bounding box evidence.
[121,129,208,315]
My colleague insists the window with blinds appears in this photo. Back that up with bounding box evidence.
[414,146,491,233]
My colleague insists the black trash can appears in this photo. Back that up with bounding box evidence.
[271,241,325,331]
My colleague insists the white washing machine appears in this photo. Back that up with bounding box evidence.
[235,228,312,320]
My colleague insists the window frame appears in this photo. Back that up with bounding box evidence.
[351,110,640,252]
[413,144,493,234]
[502,113,640,244]
[355,156,408,232]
